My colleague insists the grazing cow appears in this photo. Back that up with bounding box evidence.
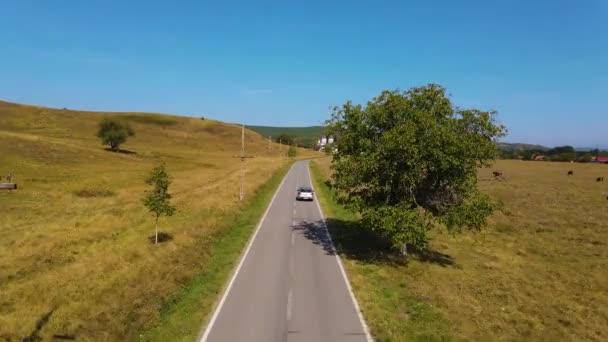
[568,170,574,176]
[492,171,503,178]
[597,177,605,182]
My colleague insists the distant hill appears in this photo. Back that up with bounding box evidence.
[247,125,325,148]
[498,142,549,151]
[575,146,608,152]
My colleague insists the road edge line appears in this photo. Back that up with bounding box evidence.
[198,163,294,342]
[307,161,374,342]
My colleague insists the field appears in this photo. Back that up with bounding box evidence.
[311,158,608,341]
[0,100,317,341]
[247,125,325,148]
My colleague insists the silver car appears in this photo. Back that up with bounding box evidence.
[296,186,314,201]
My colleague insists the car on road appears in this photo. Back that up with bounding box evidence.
[296,186,314,201]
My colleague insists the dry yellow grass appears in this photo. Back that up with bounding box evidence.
[312,157,608,341]
[0,101,318,340]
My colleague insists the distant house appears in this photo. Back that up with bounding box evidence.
[317,135,335,147]
[591,156,608,163]
[316,135,337,153]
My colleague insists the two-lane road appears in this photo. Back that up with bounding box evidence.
[201,161,370,342]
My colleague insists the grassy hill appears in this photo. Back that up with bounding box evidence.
[0,100,316,340]
[247,125,325,148]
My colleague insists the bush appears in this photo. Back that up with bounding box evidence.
[97,118,134,151]
[288,145,296,157]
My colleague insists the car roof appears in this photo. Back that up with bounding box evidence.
[298,186,313,191]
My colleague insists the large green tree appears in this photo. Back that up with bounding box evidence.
[97,118,135,151]
[327,84,506,254]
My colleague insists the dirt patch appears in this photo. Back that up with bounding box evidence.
[115,115,177,127]
[73,189,115,198]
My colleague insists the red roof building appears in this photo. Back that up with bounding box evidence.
[592,156,608,163]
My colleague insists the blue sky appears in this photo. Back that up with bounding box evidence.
[1,0,606,147]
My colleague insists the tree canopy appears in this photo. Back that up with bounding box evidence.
[97,118,134,151]
[327,84,506,252]
[274,133,294,145]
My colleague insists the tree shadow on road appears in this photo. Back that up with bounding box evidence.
[292,220,336,256]
[292,218,455,268]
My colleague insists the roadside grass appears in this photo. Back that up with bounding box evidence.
[142,162,293,341]
[0,100,317,341]
[311,158,608,341]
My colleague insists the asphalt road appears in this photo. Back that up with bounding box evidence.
[201,161,370,342]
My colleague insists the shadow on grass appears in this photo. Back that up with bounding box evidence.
[103,148,137,155]
[407,244,455,267]
[23,309,54,342]
[293,217,455,267]
[148,232,174,244]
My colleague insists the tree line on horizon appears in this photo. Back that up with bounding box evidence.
[500,145,608,162]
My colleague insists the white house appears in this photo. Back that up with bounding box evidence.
[317,135,335,146]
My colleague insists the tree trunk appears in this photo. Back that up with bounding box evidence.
[402,243,408,256]
[155,217,159,244]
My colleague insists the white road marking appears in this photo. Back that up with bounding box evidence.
[198,165,294,342]
[291,231,295,245]
[307,162,374,342]
[287,288,293,321]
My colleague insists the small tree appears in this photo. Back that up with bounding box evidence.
[143,164,176,244]
[288,145,297,157]
[97,118,134,151]
[327,84,506,255]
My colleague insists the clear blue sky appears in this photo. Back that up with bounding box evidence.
[1,0,606,147]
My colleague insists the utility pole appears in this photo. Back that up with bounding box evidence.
[240,124,245,201]
[231,124,254,202]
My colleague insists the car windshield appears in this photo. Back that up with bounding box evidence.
[299,187,312,192]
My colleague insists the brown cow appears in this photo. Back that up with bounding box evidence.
[597,177,605,182]
[567,170,574,176]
